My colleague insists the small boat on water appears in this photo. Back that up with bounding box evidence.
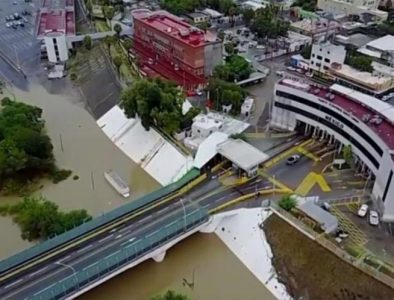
[104,170,130,198]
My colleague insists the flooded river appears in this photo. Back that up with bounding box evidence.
[0,81,159,259]
[81,233,275,300]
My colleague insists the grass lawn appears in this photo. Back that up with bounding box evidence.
[264,215,394,300]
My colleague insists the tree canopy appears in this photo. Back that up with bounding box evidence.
[345,53,373,73]
[160,0,237,16]
[250,6,289,39]
[291,0,317,12]
[207,77,246,114]
[213,55,252,82]
[0,98,56,189]
[120,79,200,134]
[0,196,91,241]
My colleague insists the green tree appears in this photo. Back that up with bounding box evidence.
[291,0,317,11]
[102,5,115,20]
[224,42,235,55]
[114,23,122,37]
[151,290,189,300]
[242,8,255,26]
[346,54,373,72]
[113,55,122,74]
[123,39,133,50]
[217,30,225,41]
[103,35,114,54]
[279,195,297,211]
[250,6,289,39]
[207,78,246,114]
[83,35,92,50]
[120,78,185,134]
[0,196,91,241]
[85,0,92,15]
[342,144,353,166]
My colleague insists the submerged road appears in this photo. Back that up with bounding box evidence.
[0,175,270,300]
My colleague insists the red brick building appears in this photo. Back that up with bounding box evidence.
[132,10,222,90]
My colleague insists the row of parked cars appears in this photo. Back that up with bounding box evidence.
[5,11,29,29]
[358,204,379,226]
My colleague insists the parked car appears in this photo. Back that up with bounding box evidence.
[276,70,284,77]
[286,154,301,165]
[195,89,203,96]
[369,210,379,226]
[357,204,368,217]
[286,66,296,72]
[6,23,11,28]
[305,72,313,78]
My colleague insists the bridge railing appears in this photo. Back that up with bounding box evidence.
[0,168,201,275]
[30,208,209,300]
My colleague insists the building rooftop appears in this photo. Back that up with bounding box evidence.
[335,33,375,49]
[291,18,340,34]
[331,64,394,91]
[358,35,394,58]
[37,0,75,37]
[298,201,338,234]
[194,132,229,169]
[187,12,208,19]
[134,10,217,47]
[201,8,223,18]
[279,79,394,150]
[217,139,269,171]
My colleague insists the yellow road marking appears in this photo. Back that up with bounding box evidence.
[295,172,331,196]
[296,146,320,162]
[259,170,293,193]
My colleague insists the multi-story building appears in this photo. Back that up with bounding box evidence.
[271,78,394,222]
[290,19,340,42]
[317,0,387,21]
[132,10,222,90]
[309,42,346,75]
[37,0,76,63]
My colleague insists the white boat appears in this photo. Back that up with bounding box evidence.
[104,170,130,198]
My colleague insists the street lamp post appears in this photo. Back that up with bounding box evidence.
[180,198,187,232]
[55,261,79,289]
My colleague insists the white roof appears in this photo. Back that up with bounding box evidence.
[366,35,394,52]
[194,132,228,169]
[298,201,338,234]
[330,84,394,122]
[357,47,382,58]
[202,8,222,18]
[182,99,193,115]
[217,139,269,171]
[97,106,192,186]
[242,1,265,10]
[333,64,392,86]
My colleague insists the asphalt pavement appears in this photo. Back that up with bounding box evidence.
[0,174,271,299]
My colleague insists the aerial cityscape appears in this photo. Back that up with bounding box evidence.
[0,0,394,299]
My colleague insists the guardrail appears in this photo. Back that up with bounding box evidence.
[30,208,209,300]
[0,168,201,275]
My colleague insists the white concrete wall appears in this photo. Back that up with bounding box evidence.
[310,42,346,75]
[272,83,394,221]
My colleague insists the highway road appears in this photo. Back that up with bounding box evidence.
[0,175,271,300]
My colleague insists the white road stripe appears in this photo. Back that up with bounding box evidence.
[58,255,70,261]
[28,266,48,278]
[4,279,23,289]
[77,244,93,253]
[146,230,159,238]
[98,234,113,243]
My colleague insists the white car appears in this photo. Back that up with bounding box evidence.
[369,210,379,226]
[357,204,368,217]
[276,71,284,77]
[286,66,296,72]
[196,89,203,96]
[286,154,301,165]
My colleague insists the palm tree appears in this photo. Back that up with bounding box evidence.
[150,290,189,300]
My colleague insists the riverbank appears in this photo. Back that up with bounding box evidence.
[214,208,291,300]
[0,82,160,259]
[264,214,394,300]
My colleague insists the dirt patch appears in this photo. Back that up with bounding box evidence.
[264,215,394,300]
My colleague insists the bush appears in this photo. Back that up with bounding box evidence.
[70,72,77,81]
[51,169,72,184]
[279,195,297,211]
[73,175,79,180]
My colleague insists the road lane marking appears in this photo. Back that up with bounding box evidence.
[58,255,70,262]
[146,230,159,238]
[98,234,114,243]
[28,266,48,278]
[4,279,22,289]
[77,244,93,253]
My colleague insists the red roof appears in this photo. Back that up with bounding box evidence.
[37,0,75,37]
[134,11,216,47]
[279,80,394,150]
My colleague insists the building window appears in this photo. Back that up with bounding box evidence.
[323,66,329,70]
[320,48,322,51]
[316,63,321,67]
[310,60,314,65]
[312,53,315,57]
[327,51,330,54]
[317,55,322,60]
[324,58,330,63]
